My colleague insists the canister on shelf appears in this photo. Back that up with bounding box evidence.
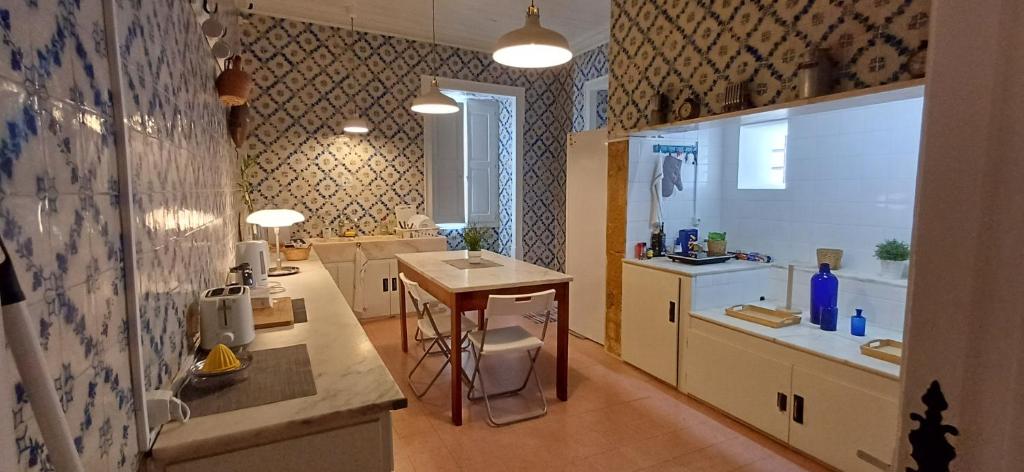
[797,47,835,99]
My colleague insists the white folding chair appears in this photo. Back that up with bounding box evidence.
[400,273,477,398]
[466,290,556,426]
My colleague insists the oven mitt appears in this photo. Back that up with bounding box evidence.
[661,153,685,198]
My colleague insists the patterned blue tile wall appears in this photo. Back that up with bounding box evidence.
[0,0,237,470]
[239,14,573,270]
[571,44,610,132]
[608,0,930,134]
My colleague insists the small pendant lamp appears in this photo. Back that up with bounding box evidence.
[411,0,459,114]
[343,13,371,132]
[493,1,573,68]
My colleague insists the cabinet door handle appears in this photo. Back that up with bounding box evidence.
[668,301,676,323]
[792,394,804,424]
[383,278,389,292]
[777,392,788,412]
[392,277,397,292]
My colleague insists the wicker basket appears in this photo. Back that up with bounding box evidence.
[281,246,311,261]
[816,248,843,270]
[707,239,727,256]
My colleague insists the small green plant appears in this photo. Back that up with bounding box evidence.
[237,151,259,213]
[874,239,910,261]
[463,226,483,252]
[708,231,726,241]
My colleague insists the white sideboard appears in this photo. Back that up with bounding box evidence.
[620,259,771,385]
[620,258,902,471]
[147,257,406,472]
[314,236,447,319]
[683,312,900,472]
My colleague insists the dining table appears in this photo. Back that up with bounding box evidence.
[396,250,573,425]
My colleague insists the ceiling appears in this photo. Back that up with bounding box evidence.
[235,0,610,54]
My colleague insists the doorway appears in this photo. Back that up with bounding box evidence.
[422,77,524,259]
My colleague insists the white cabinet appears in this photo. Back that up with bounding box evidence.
[684,330,791,441]
[683,317,899,472]
[359,259,415,319]
[324,262,356,305]
[362,260,395,318]
[621,263,691,385]
[314,238,445,319]
[789,367,898,472]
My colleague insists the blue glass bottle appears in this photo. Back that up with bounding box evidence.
[810,263,838,325]
[851,308,866,336]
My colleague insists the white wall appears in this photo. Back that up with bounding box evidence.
[713,98,923,332]
[625,131,724,254]
[721,98,923,274]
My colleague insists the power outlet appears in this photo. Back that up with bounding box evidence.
[691,217,701,227]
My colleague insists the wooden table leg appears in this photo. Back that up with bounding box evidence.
[556,282,569,401]
[451,296,463,425]
[478,309,484,327]
[399,275,408,353]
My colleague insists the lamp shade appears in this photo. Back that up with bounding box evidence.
[342,117,370,133]
[493,3,572,68]
[411,78,460,114]
[246,209,305,228]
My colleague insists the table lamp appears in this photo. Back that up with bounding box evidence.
[246,209,305,276]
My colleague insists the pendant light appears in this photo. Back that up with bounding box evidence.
[493,1,572,68]
[343,13,371,133]
[411,0,459,114]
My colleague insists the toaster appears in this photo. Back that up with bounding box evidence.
[199,286,255,350]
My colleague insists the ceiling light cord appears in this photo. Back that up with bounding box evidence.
[431,0,438,78]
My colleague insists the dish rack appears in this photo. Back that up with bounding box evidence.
[394,226,439,239]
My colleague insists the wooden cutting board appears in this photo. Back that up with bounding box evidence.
[254,297,294,329]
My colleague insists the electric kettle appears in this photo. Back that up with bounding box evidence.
[199,286,255,350]
[236,240,270,287]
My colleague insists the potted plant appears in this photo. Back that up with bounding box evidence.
[874,239,910,279]
[463,226,484,264]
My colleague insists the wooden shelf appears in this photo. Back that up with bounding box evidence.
[619,79,927,139]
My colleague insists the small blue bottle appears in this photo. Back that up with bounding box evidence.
[810,263,839,325]
[820,306,839,331]
[851,308,866,336]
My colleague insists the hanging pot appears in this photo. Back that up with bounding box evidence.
[216,56,252,106]
[228,104,250,148]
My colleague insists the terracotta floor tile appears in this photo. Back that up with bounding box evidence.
[363,316,822,472]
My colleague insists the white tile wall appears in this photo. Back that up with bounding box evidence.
[692,268,773,310]
[641,98,922,333]
[625,131,724,254]
[720,98,923,274]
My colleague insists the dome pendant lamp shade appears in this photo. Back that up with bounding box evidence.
[412,0,460,115]
[493,2,572,68]
[411,78,460,114]
[342,117,370,133]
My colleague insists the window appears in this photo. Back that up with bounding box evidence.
[428,97,500,227]
[738,120,788,190]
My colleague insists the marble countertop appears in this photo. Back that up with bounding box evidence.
[623,257,772,277]
[397,250,572,293]
[311,236,447,263]
[690,301,903,380]
[150,255,407,464]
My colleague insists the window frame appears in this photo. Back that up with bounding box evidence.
[737,119,789,190]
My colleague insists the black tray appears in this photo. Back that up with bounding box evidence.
[666,253,734,265]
